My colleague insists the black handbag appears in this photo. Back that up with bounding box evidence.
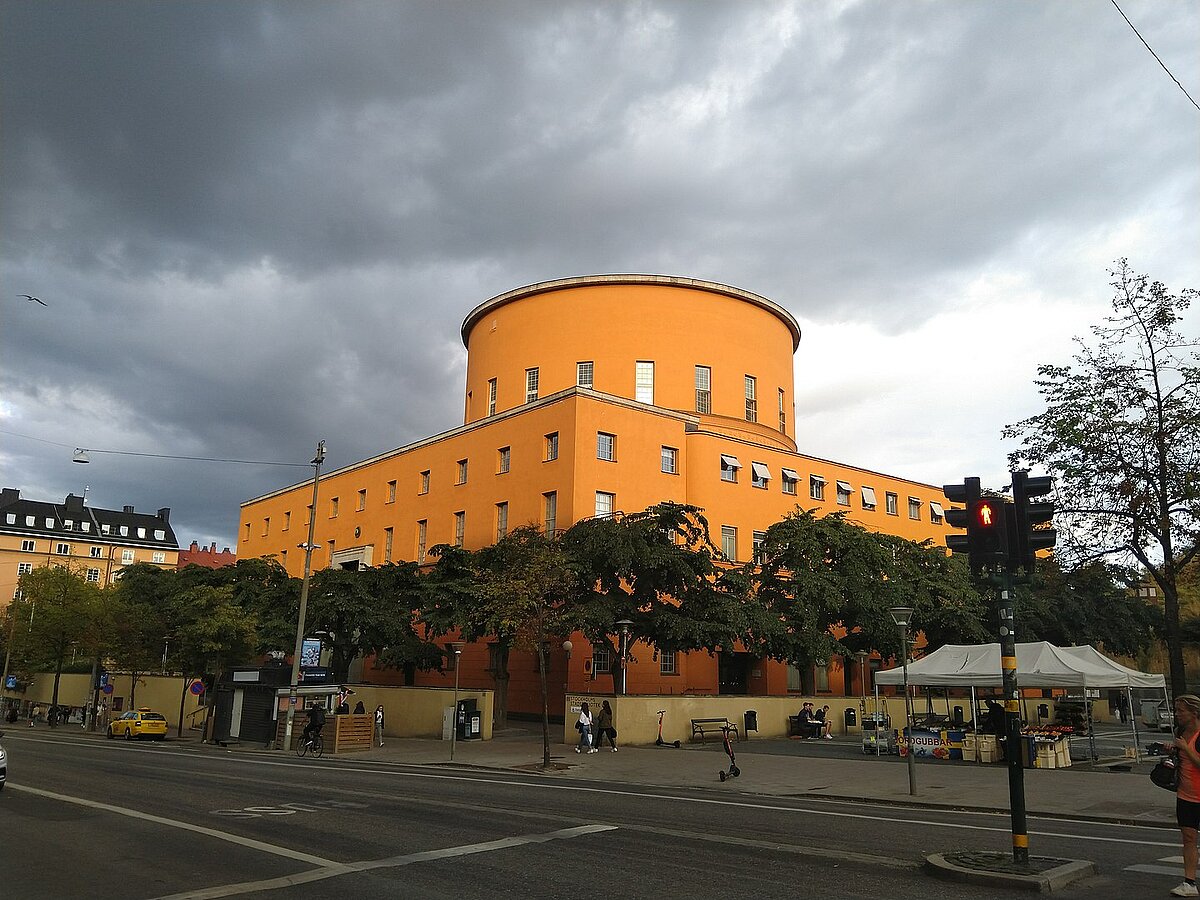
[1151,754,1179,791]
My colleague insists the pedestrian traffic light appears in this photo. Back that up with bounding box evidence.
[943,477,1009,575]
[1010,470,1056,574]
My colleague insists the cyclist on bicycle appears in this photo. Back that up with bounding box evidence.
[302,701,326,746]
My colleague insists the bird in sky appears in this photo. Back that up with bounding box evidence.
[19,294,47,307]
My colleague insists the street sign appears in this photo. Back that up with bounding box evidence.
[189,680,205,695]
[4,675,16,690]
[102,684,114,695]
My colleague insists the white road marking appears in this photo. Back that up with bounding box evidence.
[1126,864,1183,876]
[6,783,340,867]
[151,824,617,899]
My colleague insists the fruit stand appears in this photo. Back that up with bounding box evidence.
[1018,725,1074,768]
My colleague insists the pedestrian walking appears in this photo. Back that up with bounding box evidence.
[1171,693,1200,897]
[574,701,594,754]
[594,699,618,752]
[29,703,40,727]
[374,705,385,747]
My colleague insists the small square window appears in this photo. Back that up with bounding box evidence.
[595,491,615,519]
[152,551,166,564]
[21,539,35,552]
[597,432,615,462]
[90,546,102,558]
[751,462,771,489]
[17,562,33,576]
[122,549,135,564]
[861,487,878,511]
[86,569,100,583]
[498,447,511,474]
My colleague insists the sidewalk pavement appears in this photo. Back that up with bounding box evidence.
[247,727,1177,828]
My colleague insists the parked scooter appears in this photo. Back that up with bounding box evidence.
[718,724,740,781]
[655,710,681,748]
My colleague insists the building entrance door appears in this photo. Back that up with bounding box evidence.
[718,652,750,695]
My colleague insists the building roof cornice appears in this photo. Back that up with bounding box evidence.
[460,274,802,351]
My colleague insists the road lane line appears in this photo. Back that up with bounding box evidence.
[1126,864,1182,876]
[6,783,342,867]
[151,824,618,899]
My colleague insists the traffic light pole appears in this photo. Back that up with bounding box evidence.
[998,574,1029,866]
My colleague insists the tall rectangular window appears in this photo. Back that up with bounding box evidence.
[745,375,757,423]
[908,497,921,520]
[635,361,655,404]
[487,378,497,416]
[262,518,270,537]
[420,470,430,494]
[721,525,738,561]
[695,365,711,414]
[595,491,615,519]
[543,492,557,537]
[778,388,786,433]
[330,497,339,517]
[752,530,768,565]
[357,489,367,511]
[659,650,677,675]
[576,361,594,389]
[456,459,468,484]
[781,469,798,495]
[545,432,559,461]
[387,481,396,503]
[417,520,428,563]
[496,502,508,541]
[284,511,292,530]
[886,492,899,516]
[720,454,740,483]
[497,446,510,474]
[597,432,615,462]
[384,527,394,563]
[810,476,825,501]
[454,511,466,547]
[661,446,678,475]
[836,481,852,506]
[525,367,539,403]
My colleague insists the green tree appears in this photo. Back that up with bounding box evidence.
[1005,261,1199,692]
[752,509,987,690]
[108,563,175,708]
[560,503,751,692]
[14,566,105,710]
[1018,559,1159,658]
[178,557,298,655]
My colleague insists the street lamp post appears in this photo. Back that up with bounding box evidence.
[562,640,572,694]
[449,641,465,761]
[281,440,326,752]
[889,606,917,796]
[615,620,633,696]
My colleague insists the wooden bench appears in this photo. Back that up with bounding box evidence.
[788,715,823,739]
[691,717,738,742]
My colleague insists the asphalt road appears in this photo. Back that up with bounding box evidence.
[0,731,1186,899]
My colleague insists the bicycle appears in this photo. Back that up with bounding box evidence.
[296,730,324,759]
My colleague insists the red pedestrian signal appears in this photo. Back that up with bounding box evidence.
[978,502,997,528]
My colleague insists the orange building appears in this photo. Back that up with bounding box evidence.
[239,276,954,714]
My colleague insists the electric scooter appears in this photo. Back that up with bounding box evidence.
[718,724,740,781]
[655,709,681,748]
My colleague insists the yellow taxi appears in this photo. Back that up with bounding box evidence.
[107,708,168,741]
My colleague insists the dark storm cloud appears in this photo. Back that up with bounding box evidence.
[1,0,1196,545]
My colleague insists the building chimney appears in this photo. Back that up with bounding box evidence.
[189,541,200,552]
[0,488,19,507]
[157,507,170,522]
[123,505,135,514]
[65,493,85,514]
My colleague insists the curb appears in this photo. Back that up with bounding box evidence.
[925,852,1097,892]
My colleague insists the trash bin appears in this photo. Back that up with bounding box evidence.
[844,707,857,728]
[744,710,758,735]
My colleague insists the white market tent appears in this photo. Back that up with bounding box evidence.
[874,641,1165,689]
[874,641,1166,760]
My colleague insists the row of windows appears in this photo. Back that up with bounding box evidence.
[716,453,945,523]
[13,541,164,561]
[3,513,167,541]
[487,363,787,432]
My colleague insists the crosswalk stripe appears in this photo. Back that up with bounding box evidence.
[1126,864,1183,876]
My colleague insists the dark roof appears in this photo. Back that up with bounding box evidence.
[0,488,178,548]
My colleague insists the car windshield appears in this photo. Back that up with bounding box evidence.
[142,713,166,721]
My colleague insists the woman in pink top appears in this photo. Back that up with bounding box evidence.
[1172,694,1200,897]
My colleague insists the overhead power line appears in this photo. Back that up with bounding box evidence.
[1111,0,1200,113]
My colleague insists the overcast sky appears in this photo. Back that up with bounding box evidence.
[1,0,1196,550]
